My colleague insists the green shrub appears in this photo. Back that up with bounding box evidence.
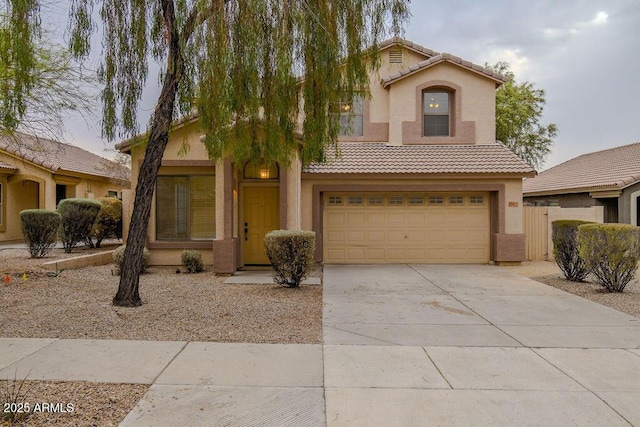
[577,223,640,292]
[57,198,102,253]
[19,209,61,258]
[552,220,592,282]
[86,197,123,248]
[113,244,150,275]
[264,230,315,288]
[181,250,204,273]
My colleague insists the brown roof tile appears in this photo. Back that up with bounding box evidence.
[378,37,439,58]
[523,142,640,195]
[303,142,535,175]
[0,132,130,183]
[382,53,508,88]
[0,161,17,172]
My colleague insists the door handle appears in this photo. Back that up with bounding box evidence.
[244,222,248,241]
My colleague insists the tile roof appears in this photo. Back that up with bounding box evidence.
[303,142,535,175]
[0,161,17,172]
[378,37,439,58]
[382,53,508,88]
[0,132,130,182]
[523,142,640,195]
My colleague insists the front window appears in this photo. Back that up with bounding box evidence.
[339,96,364,136]
[156,175,215,241]
[423,91,450,136]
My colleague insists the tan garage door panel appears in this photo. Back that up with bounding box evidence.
[323,193,490,264]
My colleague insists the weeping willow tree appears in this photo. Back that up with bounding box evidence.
[64,0,410,307]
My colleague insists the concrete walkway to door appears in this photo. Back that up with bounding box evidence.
[323,264,640,426]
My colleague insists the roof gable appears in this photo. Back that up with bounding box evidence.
[378,37,438,60]
[523,142,640,195]
[0,132,130,182]
[382,53,507,88]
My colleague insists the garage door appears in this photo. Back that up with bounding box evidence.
[323,192,490,264]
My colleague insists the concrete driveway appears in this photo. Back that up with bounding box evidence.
[323,264,640,426]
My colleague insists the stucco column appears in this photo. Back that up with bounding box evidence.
[285,154,302,230]
[213,159,238,273]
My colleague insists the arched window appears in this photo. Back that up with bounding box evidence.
[423,90,451,136]
[244,160,279,180]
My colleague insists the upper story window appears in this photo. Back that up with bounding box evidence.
[339,96,364,136]
[423,91,450,136]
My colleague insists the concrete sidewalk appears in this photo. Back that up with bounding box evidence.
[1,264,640,426]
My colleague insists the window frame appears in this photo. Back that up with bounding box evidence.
[423,90,451,137]
[338,95,364,137]
[155,175,216,242]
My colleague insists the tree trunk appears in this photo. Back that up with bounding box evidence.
[113,0,182,307]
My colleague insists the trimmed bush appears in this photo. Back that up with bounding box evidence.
[181,250,204,273]
[577,223,640,292]
[86,197,123,248]
[19,209,61,258]
[57,198,102,253]
[552,220,592,282]
[113,244,150,275]
[264,230,315,288]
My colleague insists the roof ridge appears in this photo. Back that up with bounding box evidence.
[382,53,507,88]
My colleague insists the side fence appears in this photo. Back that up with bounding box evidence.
[523,206,604,261]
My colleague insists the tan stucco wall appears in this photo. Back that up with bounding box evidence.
[149,248,214,266]
[365,46,430,126]
[387,62,497,144]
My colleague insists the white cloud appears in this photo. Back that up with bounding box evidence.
[590,11,608,26]
[541,10,608,42]
[485,48,530,78]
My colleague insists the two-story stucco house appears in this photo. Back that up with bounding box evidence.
[117,38,535,272]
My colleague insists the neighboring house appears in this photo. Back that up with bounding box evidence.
[523,142,640,224]
[0,131,131,243]
[117,38,534,272]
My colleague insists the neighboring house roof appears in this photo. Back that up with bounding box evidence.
[523,142,640,196]
[303,142,535,175]
[0,161,18,173]
[382,52,507,88]
[0,131,130,183]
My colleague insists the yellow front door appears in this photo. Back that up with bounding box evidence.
[243,185,280,265]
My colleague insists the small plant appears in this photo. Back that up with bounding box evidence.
[264,230,315,288]
[1,371,33,424]
[19,209,61,258]
[181,250,204,273]
[578,223,640,292]
[552,220,592,282]
[57,198,102,253]
[113,245,150,275]
[85,197,123,248]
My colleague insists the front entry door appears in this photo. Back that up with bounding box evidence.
[243,186,279,265]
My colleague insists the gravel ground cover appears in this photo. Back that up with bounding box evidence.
[1,380,148,427]
[0,246,321,426]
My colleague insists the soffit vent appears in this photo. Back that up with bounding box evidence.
[389,49,403,64]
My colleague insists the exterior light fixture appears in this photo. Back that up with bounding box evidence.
[259,168,270,179]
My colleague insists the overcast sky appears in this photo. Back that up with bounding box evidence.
[55,0,640,171]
